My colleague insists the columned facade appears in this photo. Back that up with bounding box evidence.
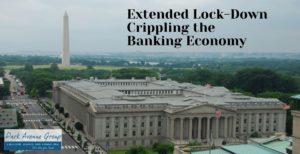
[167,114,237,143]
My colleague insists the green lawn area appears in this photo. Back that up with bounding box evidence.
[4,64,122,70]
[110,148,158,154]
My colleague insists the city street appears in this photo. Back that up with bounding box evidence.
[4,72,86,154]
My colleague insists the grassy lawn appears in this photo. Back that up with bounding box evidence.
[4,64,122,70]
[110,148,158,154]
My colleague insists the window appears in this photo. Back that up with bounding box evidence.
[132,131,136,136]
[106,132,110,138]
[150,121,153,127]
[141,122,144,127]
[106,123,110,128]
[141,130,144,136]
[124,133,127,137]
[124,123,127,128]
[158,121,161,127]
[115,133,118,137]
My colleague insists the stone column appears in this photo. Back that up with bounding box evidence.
[206,117,210,141]
[198,117,202,140]
[232,116,236,138]
[170,118,174,139]
[263,113,267,133]
[224,117,228,138]
[215,118,219,138]
[180,118,184,141]
[189,117,193,140]
[248,113,252,133]
[145,116,150,137]
[255,113,259,132]
[240,114,244,134]
[270,113,274,133]
[166,117,169,138]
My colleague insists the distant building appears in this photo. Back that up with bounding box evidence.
[0,106,18,129]
[53,77,287,150]
[292,110,300,154]
[0,77,3,87]
[190,137,292,154]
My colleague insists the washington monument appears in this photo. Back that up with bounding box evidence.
[62,11,70,65]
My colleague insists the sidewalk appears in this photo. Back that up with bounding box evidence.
[39,99,103,154]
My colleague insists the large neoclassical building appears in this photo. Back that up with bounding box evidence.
[52,77,287,150]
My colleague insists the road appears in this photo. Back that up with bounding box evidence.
[4,72,86,154]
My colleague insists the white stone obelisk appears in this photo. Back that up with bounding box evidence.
[62,11,70,65]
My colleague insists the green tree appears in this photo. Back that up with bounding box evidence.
[77,134,82,141]
[24,64,33,71]
[153,143,174,154]
[50,63,59,72]
[75,122,83,131]
[64,112,69,118]
[55,103,60,109]
[87,65,94,70]
[230,68,297,95]
[250,132,260,138]
[59,107,64,114]
[125,146,148,154]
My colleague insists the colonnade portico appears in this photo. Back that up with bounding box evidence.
[167,115,236,142]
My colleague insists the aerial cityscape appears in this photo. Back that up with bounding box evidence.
[0,0,300,154]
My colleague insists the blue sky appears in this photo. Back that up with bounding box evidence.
[0,0,299,54]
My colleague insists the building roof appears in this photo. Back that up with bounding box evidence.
[0,107,18,128]
[192,138,292,154]
[57,78,284,112]
[192,149,231,154]
[0,77,3,86]
[263,140,291,153]
[291,94,300,100]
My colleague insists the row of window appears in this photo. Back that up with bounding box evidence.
[105,129,161,138]
[0,122,17,125]
[105,116,162,129]
[97,82,148,86]
[236,126,277,133]
[106,139,155,147]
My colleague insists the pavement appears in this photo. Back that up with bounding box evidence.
[4,72,86,154]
